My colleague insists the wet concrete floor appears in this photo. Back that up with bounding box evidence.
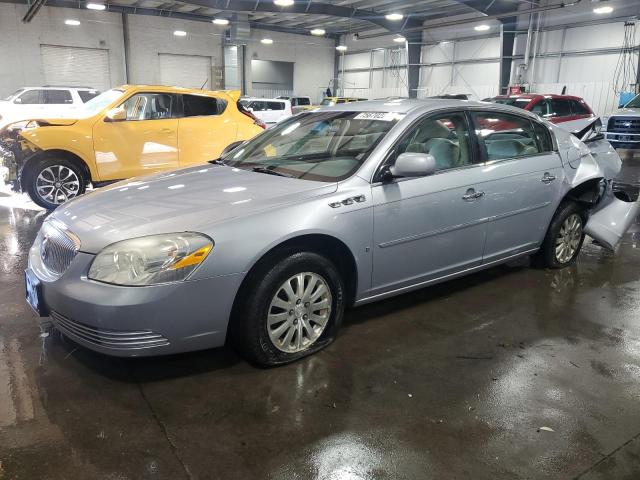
[1,152,640,479]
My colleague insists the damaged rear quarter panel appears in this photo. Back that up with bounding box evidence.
[553,126,637,250]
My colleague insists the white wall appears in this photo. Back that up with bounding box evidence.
[419,36,501,99]
[244,29,335,102]
[126,15,225,88]
[514,21,640,114]
[0,3,125,97]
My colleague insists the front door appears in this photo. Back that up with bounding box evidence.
[178,94,238,166]
[93,92,179,180]
[468,110,564,263]
[371,111,487,296]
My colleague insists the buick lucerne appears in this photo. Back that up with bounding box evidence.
[25,99,639,366]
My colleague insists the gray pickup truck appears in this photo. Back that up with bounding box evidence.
[602,93,640,149]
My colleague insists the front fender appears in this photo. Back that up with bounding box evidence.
[18,123,98,180]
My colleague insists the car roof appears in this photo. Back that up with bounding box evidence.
[316,98,486,114]
[115,85,242,101]
[242,97,288,102]
[23,86,97,91]
[494,93,586,101]
[314,98,543,120]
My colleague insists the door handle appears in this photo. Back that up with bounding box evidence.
[159,128,173,134]
[462,189,485,201]
[541,172,556,184]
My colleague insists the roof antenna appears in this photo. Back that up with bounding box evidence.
[200,78,208,90]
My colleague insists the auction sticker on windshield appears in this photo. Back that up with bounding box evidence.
[354,112,405,121]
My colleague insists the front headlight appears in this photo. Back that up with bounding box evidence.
[88,233,213,286]
[600,116,609,131]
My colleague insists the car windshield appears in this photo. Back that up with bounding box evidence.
[491,98,532,110]
[624,94,640,108]
[222,111,403,182]
[78,88,125,117]
[3,88,25,101]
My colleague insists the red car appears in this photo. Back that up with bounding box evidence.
[489,94,596,132]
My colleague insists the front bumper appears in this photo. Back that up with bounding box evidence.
[29,248,244,357]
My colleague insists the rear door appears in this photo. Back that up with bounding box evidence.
[371,110,487,295]
[468,110,563,263]
[177,94,238,166]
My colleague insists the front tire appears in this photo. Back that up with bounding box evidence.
[231,251,345,367]
[538,201,586,269]
[24,157,86,210]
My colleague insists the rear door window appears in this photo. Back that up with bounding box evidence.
[470,111,542,161]
[570,100,590,115]
[297,97,311,106]
[266,101,285,111]
[78,90,100,103]
[530,99,550,116]
[549,99,572,118]
[183,94,225,116]
[44,90,73,104]
[249,101,267,111]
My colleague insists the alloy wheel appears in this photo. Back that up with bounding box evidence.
[555,213,582,264]
[36,165,80,205]
[267,272,332,353]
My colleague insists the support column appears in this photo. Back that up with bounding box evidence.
[499,16,517,95]
[122,13,131,84]
[407,32,421,99]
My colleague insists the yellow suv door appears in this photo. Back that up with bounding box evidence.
[93,92,180,180]
[177,93,238,166]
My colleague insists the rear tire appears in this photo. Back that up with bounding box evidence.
[537,201,586,269]
[230,250,345,367]
[24,156,87,210]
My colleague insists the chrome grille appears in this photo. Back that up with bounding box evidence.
[39,221,80,276]
[50,311,170,350]
[608,117,640,134]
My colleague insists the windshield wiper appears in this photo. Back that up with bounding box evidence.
[208,158,227,165]
[252,166,294,178]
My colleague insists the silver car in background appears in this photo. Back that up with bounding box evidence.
[25,99,639,366]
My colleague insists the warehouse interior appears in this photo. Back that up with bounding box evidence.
[1,0,640,478]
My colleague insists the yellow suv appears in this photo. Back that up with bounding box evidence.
[0,85,264,209]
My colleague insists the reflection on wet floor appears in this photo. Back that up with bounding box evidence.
[1,153,640,478]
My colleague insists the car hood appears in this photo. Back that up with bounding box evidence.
[50,164,337,253]
[610,108,640,116]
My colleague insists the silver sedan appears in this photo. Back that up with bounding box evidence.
[25,99,639,366]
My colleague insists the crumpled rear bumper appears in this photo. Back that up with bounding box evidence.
[585,185,640,250]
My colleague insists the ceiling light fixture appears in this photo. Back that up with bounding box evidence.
[212,18,229,25]
[394,36,406,43]
[385,13,403,21]
[593,5,613,13]
[274,0,294,6]
[65,19,81,25]
[310,28,326,36]
[174,30,187,36]
[474,24,490,31]
[86,3,106,10]
[261,38,274,44]
[336,45,347,52]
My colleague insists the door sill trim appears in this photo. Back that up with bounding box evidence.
[355,247,539,306]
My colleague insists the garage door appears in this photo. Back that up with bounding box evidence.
[159,54,212,89]
[40,45,111,92]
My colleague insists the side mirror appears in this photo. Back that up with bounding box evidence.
[104,107,127,122]
[390,152,436,178]
[13,97,22,104]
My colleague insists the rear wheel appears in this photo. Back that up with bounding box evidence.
[24,157,87,210]
[231,251,345,367]
[537,201,586,268]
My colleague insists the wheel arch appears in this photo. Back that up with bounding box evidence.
[21,149,93,186]
[563,176,606,207]
[233,233,359,312]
